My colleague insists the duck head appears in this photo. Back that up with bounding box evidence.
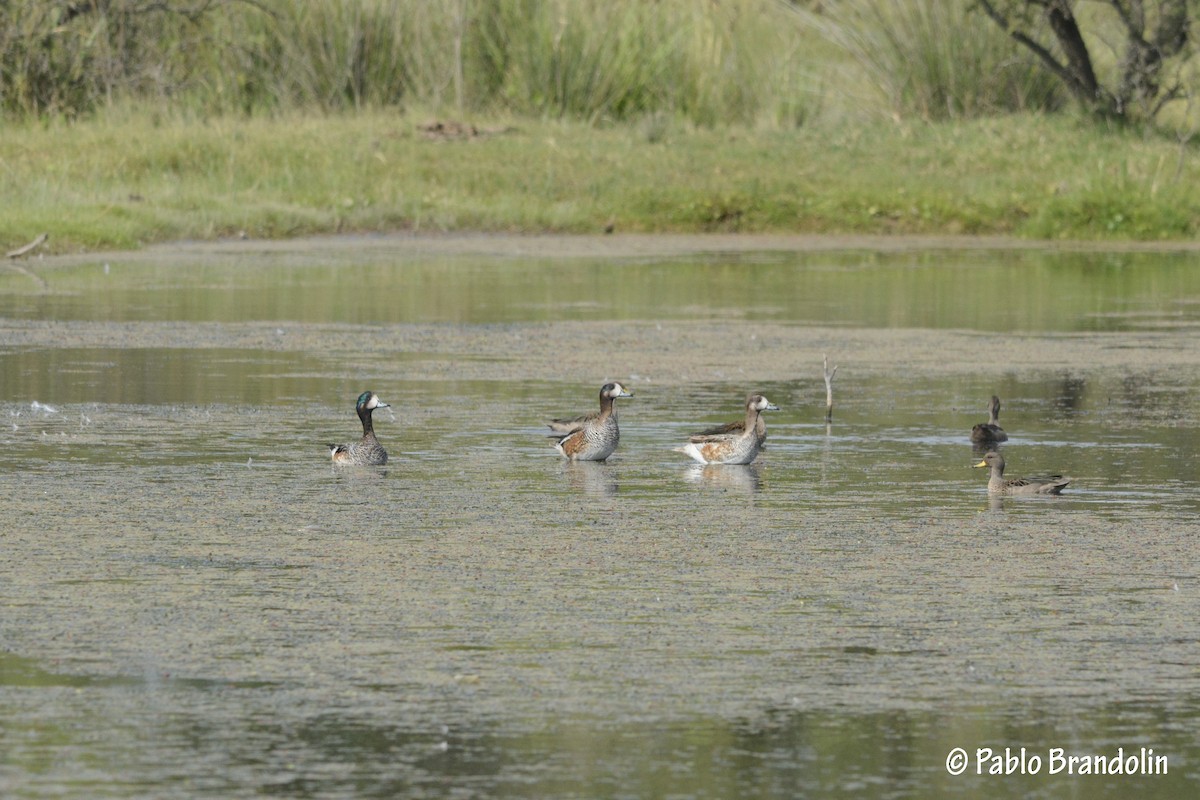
[601,382,633,400]
[748,394,779,413]
[973,451,1004,472]
[356,391,390,412]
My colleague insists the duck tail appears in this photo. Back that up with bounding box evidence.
[674,443,708,464]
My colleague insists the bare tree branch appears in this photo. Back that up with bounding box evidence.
[974,0,1195,120]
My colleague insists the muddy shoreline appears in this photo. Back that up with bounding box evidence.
[19,230,1200,269]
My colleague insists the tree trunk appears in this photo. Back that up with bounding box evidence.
[1044,2,1103,106]
[975,0,1193,121]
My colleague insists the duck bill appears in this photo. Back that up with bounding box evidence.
[972,460,987,468]
[764,403,780,411]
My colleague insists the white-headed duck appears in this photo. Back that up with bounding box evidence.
[548,382,632,462]
[676,394,778,465]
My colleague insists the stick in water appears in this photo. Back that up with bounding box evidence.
[823,353,838,423]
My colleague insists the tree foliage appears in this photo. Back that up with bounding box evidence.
[0,1,235,115]
[974,0,1194,120]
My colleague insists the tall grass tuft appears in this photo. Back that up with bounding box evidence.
[0,0,821,126]
[800,0,1065,120]
[247,1,414,111]
[473,1,680,122]
[469,0,814,126]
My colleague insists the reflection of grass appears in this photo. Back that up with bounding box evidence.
[4,109,1200,252]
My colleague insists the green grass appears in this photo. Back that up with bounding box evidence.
[4,1,1198,253]
[3,108,1200,253]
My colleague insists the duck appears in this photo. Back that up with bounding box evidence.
[676,394,779,465]
[970,395,1009,445]
[328,391,390,465]
[690,407,767,447]
[548,382,633,461]
[973,450,1070,495]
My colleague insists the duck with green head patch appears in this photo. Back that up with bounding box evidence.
[328,391,390,465]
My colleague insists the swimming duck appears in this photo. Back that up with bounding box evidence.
[676,394,779,465]
[328,391,390,465]
[973,450,1070,495]
[548,382,632,461]
[691,409,767,447]
[970,395,1009,445]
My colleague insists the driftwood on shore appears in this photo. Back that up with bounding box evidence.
[6,233,48,259]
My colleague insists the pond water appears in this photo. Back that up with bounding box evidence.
[1,235,1198,798]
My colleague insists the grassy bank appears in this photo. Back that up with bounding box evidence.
[3,109,1199,254]
[5,1,1198,253]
